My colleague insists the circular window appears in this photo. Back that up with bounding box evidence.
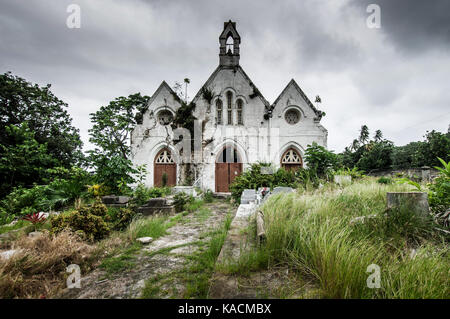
[285,109,300,125]
[157,110,173,125]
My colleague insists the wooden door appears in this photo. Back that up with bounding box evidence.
[154,148,176,187]
[215,163,243,192]
[215,147,243,192]
[154,163,176,187]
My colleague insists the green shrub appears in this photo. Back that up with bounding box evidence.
[84,199,108,217]
[0,185,47,219]
[377,176,392,184]
[173,192,192,212]
[108,207,136,231]
[50,209,110,241]
[305,142,338,176]
[230,163,316,202]
[203,190,214,203]
[131,183,171,206]
[428,158,450,226]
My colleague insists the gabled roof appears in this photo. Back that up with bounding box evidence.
[219,20,241,42]
[136,81,181,123]
[146,80,180,107]
[191,65,270,109]
[271,79,324,121]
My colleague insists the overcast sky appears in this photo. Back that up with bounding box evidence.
[1,0,449,153]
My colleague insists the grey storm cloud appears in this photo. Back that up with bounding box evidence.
[349,0,450,54]
[0,0,449,153]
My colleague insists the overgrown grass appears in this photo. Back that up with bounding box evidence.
[183,213,232,298]
[0,230,95,298]
[258,178,449,299]
[98,214,183,276]
[0,220,31,235]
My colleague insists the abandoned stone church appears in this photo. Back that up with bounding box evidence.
[131,21,328,192]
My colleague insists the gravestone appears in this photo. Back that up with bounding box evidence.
[334,175,352,186]
[101,195,130,207]
[240,189,256,204]
[386,192,429,217]
[137,197,175,216]
[172,186,197,197]
[272,186,294,194]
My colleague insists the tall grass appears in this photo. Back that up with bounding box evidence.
[260,178,449,298]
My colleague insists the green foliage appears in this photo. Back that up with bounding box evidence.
[260,180,447,298]
[0,185,47,220]
[131,184,171,206]
[51,208,110,241]
[434,157,450,178]
[87,93,149,193]
[88,153,137,194]
[304,142,337,176]
[83,200,108,217]
[391,141,426,169]
[41,166,92,210]
[229,163,276,202]
[201,87,214,104]
[428,158,450,223]
[229,163,324,202]
[377,176,392,184]
[88,93,149,159]
[107,207,136,231]
[203,190,214,203]
[0,123,57,197]
[334,167,365,179]
[0,72,83,170]
[396,177,423,191]
[356,140,394,171]
[173,192,193,212]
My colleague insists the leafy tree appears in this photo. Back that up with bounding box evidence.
[88,152,137,194]
[88,93,149,159]
[88,93,149,194]
[0,72,83,167]
[305,142,337,176]
[0,123,56,196]
[359,125,370,145]
[374,129,383,142]
[356,140,394,171]
[391,141,426,169]
[420,130,450,167]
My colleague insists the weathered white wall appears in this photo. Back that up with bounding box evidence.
[131,69,328,191]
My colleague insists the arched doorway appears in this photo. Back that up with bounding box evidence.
[215,146,242,192]
[281,148,303,172]
[154,148,176,187]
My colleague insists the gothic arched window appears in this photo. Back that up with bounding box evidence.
[155,148,174,164]
[226,91,233,125]
[281,148,303,172]
[237,99,243,125]
[216,99,223,125]
[226,35,234,54]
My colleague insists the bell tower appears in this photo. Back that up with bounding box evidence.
[219,20,241,67]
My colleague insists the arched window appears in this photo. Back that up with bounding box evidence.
[226,35,234,54]
[226,91,233,125]
[281,148,303,172]
[155,148,174,163]
[216,99,223,125]
[237,99,243,125]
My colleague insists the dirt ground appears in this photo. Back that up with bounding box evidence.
[58,200,233,299]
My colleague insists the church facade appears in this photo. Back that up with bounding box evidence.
[130,21,328,192]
